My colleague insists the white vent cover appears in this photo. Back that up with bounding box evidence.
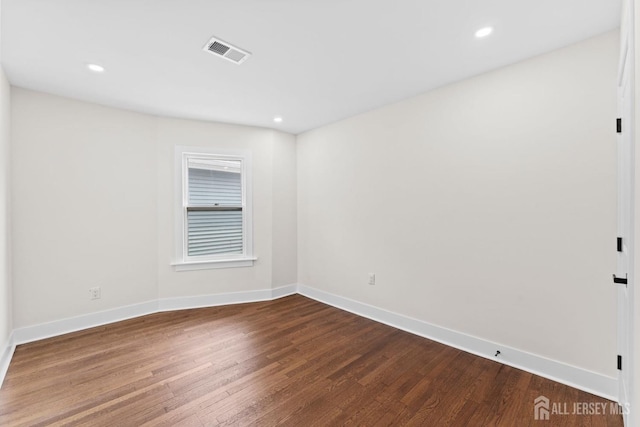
[203,37,251,65]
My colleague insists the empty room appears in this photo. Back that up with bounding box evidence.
[0,0,636,425]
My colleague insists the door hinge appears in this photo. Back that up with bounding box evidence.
[613,274,628,285]
[618,355,622,370]
[617,237,623,252]
[617,118,622,133]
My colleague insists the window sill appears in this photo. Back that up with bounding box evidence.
[171,257,257,271]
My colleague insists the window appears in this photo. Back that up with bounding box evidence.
[173,146,254,270]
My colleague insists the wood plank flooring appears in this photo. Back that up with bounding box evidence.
[0,295,623,426]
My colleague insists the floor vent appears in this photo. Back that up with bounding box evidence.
[203,37,251,65]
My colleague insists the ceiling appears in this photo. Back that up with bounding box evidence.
[1,0,621,134]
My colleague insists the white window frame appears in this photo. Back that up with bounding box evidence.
[172,146,255,271]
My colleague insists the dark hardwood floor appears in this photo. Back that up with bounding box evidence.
[0,295,623,426]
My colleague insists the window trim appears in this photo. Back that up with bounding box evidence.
[172,146,255,271]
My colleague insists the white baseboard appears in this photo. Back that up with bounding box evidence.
[12,300,159,346]
[11,284,298,346]
[0,333,15,387]
[297,284,618,402]
[157,285,298,311]
[271,284,298,299]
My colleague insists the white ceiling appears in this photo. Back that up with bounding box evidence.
[1,0,621,134]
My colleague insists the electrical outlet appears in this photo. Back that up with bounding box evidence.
[368,273,376,286]
[89,286,101,300]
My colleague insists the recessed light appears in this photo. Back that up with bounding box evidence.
[475,27,493,38]
[86,63,105,73]
[273,116,283,123]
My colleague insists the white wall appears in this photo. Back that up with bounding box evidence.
[297,31,619,377]
[11,89,297,327]
[271,131,297,287]
[0,55,11,355]
[11,90,158,327]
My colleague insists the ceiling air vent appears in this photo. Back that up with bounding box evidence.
[203,37,251,65]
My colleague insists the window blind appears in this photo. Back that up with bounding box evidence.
[188,167,242,206]
[187,166,243,256]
